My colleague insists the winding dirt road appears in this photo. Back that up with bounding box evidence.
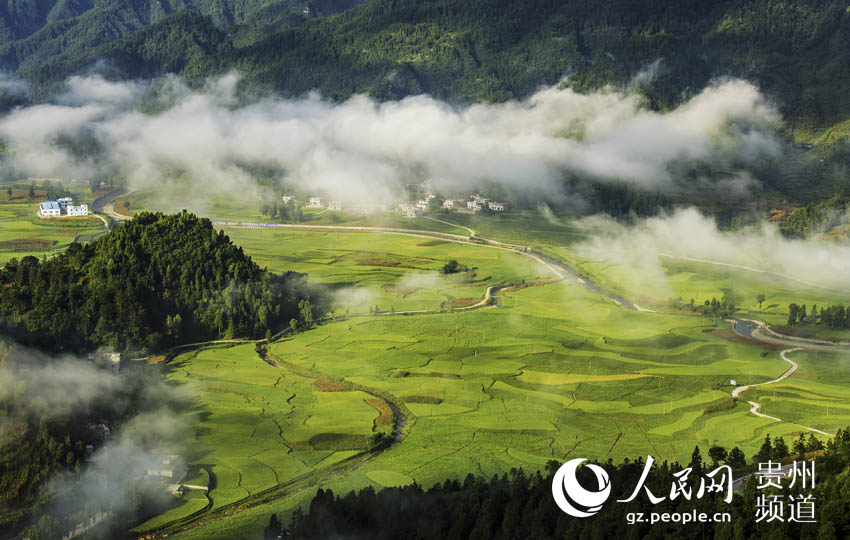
[729,318,850,436]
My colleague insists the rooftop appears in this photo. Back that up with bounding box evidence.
[40,201,60,210]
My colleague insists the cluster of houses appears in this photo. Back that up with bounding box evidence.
[284,192,507,220]
[397,191,437,217]
[306,196,343,211]
[461,194,506,212]
[37,197,89,218]
[397,193,507,218]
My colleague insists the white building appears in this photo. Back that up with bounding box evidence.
[38,201,61,218]
[106,352,121,375]
[308,197,323,207]
[38,198,88,218]
[66,203,89,216]
[327,201,343,210]
[443,199,455,209]
[282,196,294,204]
[416,199,430,210]
[405,207,423,218]
[467,201,482,211]
[488,201,506,211]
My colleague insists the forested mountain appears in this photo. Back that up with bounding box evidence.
[0,211,326,352]
[13,0,850,140]
[0,0,366,73]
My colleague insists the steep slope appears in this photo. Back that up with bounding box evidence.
[18,0,850,140]
[0,0,366,72]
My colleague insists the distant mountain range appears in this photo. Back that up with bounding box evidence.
[5,1,847,140]
[2,0,850,183]
[0,0,365,73]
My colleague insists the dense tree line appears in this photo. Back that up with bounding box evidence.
[787,302,850,329]
[0,211,327,352]
[591,182,673,218]
[781,192,850,238]
[274,428,850,540]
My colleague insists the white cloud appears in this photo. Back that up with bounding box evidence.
[0,73,782,206]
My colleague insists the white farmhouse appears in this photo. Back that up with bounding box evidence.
[442,199,455,209]
[327,201,343,210]
[66,203,89,216]
[488,201,506,211]
[38,201,61,218]
[38,198,88,218]
[307,197,323,207]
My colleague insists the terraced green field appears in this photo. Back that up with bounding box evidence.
[3,197,846,538]
[134,343,390,534]
[116,188,469,234]
[743,350,850,429]
[152,276,848,540]
[0,203,105,264]
[223,229,554,313]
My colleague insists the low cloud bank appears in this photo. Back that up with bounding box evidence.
[575,208,850,296]
[0,73,782,207]
[0,347,191,538]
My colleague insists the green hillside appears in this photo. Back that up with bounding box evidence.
[10,0,850,140]
[0,0,365,73]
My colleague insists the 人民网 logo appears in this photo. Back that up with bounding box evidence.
[551,458,612,518]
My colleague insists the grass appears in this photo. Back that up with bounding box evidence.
[155,278,844,539]
[2,195,841,538]
[0,202,105,264]
[548,241,850,341]
[221,229,554,313]
[742,350,850,431]
[140,343,383,530]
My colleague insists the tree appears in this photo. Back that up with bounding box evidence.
[757,294,765,310]
[788,304,799,326]
[89,178,101,192]
[264,514,283,540]
[5,186,11,199]
[793,433,807,455]
[689,445,703,471]
[772,436,789,459]
[727,447,747,469]
[299,299,313,328]
[441,259,460,274]
[754,434,772,463]
[708,445,728,466]
[28,183,35,199]
[123,200,131,210]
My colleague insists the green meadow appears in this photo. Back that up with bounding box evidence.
[742,350,850,431]
[222,228,554,313]
[152,277,848,539]
[134,343,389,534]
[115,188,469,234]
[2,195,848,538]
[0,202,104,264]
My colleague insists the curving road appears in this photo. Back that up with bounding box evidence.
[729,317,850,436]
